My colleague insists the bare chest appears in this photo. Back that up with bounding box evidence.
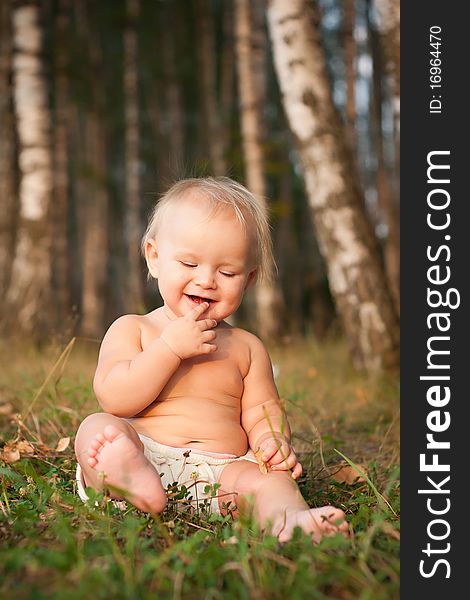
[140,319,247,403]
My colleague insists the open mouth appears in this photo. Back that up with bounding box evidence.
[186,294,214,305]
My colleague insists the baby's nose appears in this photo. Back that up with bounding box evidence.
[194,269,216,288]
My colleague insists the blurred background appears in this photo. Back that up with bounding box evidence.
[0,0,399,372]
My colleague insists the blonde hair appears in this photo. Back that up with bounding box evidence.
[141,176,275,282]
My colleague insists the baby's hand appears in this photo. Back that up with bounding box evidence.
[257,435,302,480]
[160,302,217,360]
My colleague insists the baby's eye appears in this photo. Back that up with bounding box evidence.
[180,261,197,268]
[220,271,236,278]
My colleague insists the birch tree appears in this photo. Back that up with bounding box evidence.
[235,0,283,340]
[5,2,53,337]
[267,0,399,370]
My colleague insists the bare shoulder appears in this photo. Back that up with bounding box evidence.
[101,313,143,344]
[231,327,268,353]
[227,327,272,374]
[97,313,150,367]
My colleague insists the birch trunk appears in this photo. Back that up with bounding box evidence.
[368,0,400,316]
[124,0,144,313]
[235,0,283,340]
[0,0,17,301]
[267,0,399,370]
[6,2,53,337]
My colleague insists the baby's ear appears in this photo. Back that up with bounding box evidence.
[245,268,258,289]
[145,239,159,278]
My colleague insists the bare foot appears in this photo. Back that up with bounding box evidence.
[272,506,348,544]
[87,424,167,514]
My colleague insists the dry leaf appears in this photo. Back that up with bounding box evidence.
[1,445,20,464]
[331,463,367,485]
[55,437,70,452]
[16,440,35,455]
[254,448,269,474]
[1,438,35,463]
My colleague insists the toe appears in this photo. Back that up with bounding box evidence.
[324,506,346,524]
[321,507,348,538]
[89,440,101,452]
[93,433,106,446]
[277,529,293,544]
[103,424,123,443]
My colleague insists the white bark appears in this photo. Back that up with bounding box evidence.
[6,4,53,336]
[267,0,398,370]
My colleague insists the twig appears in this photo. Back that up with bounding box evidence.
[334,449,397,517]
[23,337,77,419]
[183,521,214,533]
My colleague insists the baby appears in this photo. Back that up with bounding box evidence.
[74,176,348,543]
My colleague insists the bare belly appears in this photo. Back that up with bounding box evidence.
[129,396,249,456]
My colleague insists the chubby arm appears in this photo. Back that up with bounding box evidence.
[241,335,302,479]
[94,302,217,417]
[93,315,181,417]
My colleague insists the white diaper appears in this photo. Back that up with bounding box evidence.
[76,434,258,514]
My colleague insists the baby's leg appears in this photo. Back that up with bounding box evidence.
[74,413,167,514]
[218,461,348,543]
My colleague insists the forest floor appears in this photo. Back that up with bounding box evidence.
[0,335,400,599]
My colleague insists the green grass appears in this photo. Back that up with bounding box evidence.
[0,337,399,599]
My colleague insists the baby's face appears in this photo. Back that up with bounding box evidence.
[147,196,257,322]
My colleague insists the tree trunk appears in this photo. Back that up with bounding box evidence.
[196,0,227,176]
[74,0,109,338]
[0,0,18,301]
[267,0,399,371]
[220,0,235,157]
[124,0,144,313]
[77,111,109,338]
[51,0,73,332]
[343,0,357,152]
[374,0,399,182]
[5,2,53,338]
[235,0,283,340]
[274,162,303,335]
[367,0,400,316]
[154,1,185,179]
